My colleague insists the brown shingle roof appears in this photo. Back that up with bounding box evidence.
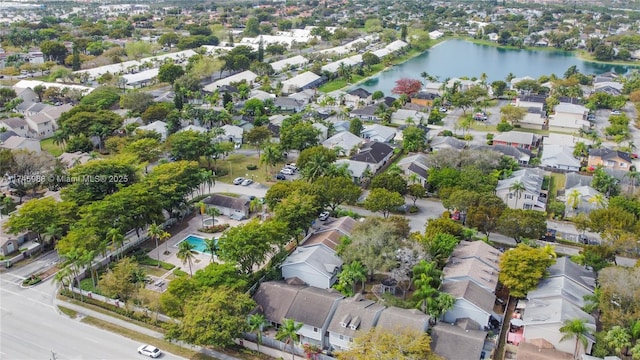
[285,286,343,328]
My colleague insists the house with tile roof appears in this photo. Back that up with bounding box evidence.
[302,216,357,252]
[0,135,41,153]
[492,131,539,150]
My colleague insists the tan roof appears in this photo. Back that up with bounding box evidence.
[302,230,343,251]
[41,103,73,120]
[443,257,499,292]
[26,112,52,124]
[312,216,357,236]
[431,321,487,360]
[285,286,343,328]
[450,240,501,271]
[517,341,573,360]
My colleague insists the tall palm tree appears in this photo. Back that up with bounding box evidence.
[177,240,196,277]
[412,260,442,313]
[147,223,164,268]
[160,230,171,253]
[247,314,268,352]
[509,181,526,208]
[559,318,592,360]
[260,145,282,176]
[625,169,640,195]
[567,189,582,210]
[106,227,125,260]
[588,193,606,209]
[53,266,74,299]
[206,206,221,226]
[204,237,218,263]
[200,169,216,194]
[276,318,303,360]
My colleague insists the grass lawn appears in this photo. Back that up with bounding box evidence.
[549,173,566,201]
[141,265,169,277]
[214,154,271,183]
[57,306,78,319]
[40,138,64,157]
[318,79,348,93]
[512,127,550,136]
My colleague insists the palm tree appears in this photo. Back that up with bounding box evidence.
[276,318,303,360]
[301,152,331,182]
[200,169,216,194]
[260,145,282,176]
[204,237,218,263]
[340,261,367,294]
[567,189,582,210]
[106,227,125,260]
[247,314,268,352]
[160,231,171,254]
[177,240,196,276]
[53,266,74,298]
[509,181,526,208]
[43,224,63,248]
[625,169,640,195]
[588,193,606,209]
[559,318,592,360]
[206,206,221,226]
[148,223,164,268]
[604,326,631,358]
[249,197,263,214]
[412,260,442,313]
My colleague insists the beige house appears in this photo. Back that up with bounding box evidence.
[549,103,590,133]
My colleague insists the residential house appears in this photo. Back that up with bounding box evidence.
[565,172,593,190]
[510,76,536,91]
[495,168,547,211]
[289,89,316,105]
[220,124,244,144]
[274,97,304,113]
[521,257,596,357]
[203,70,258,92]
[349,105,380,121]
[0,118,30,138]
[543,133,593,148]
[270,55,309,73]
[253,282,344,349]
[281,71,323,94]
[492,131,538,150]
[302,216,357,252]
[540,145,581,171]
[334,159,371,184]
[549,103,590,133]
[410,91,439,107]
[520,107,547,129]
[281,245,343,289]
[441,280,501,328]
[594,81,623,96]
[484,144,532,165]
[0,130,18,144]
[587,148,632,171]
[397,153,430,186]
[15,87,38,103]
[16,101,47,116]
[327,295,385,351]
[360,124,396,143]
[449,240,501,272]
[322,131,362,156]
[0,232,32,257]
[0,135,41,153]
[202,194,250,220]
[137,120,168,141]
[350,142,394,174]
[346,88,372,107]
[375,307,430,334]
[431,319,488,360]
[564,185,606,217]
[391,109,426,126]
[58,152,92,168]
[312,123,328,142]
[430,136,466,152]
[443,257,500,293]
[331,120,350,134]
[179,125,208,133]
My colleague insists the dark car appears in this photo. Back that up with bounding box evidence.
[540,228,557,242]
[276,173,286,180]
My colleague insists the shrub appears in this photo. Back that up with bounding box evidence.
[408,205,419,213]
[22,276,42,286]
[136,255,175,270]
[197,223,230,233]
[486,133,494,140]
[496,121,514,132]
[439,130,453,137]
[246,164,258,170]
[173,269,188,277]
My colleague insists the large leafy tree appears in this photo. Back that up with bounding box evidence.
[98,257,145,303]
[158,62,185,84]
[274,191,320,237]
[498,244,555,298]
[60,158,137,205]
[402,126,427,152]
[497,209,546,242]
[391,78,422,97]
[166,287,255,348]
[313,176,361,213]
[297,146,337,182]
[144,161,202,216]
[3,197,78,243]
[279,116,320,151]
[58,105,123,139]
[218,219,288,273]
[598,266,640,329]
[336,328,439,360]
[334,261,367,296]
[244,126,271,157]
[166,130,210,162]
[371,173,408,195]
[364,188,405,218]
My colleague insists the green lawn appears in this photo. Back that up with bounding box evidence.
[548,173,566,202]
[318,80,349,93]
[40,138,64,157]
[214,153,272,183]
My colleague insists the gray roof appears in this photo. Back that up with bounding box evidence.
[441,280,496,315]
[431,321,487,360]
[0,117,28,130]
[350,105,378,117]
[489,144,533,159]
[203,194,249,211]
[527,276,593,308]
[348,88,371,98]
[327,295,385,337]
[322,131,362,152]
[281,244,343,280]
[253,281,302,323]
[350,142,394,164]
[450,240,501,271]
[493,131,537,146]
[375,307,429,333]
[522,297,595,327]
[541,145,580,169]
[496,168,545,194]
[0,130,18,142]
[565,172,593,189]
[430,136,466,150]
[547,257,595,291]
[334,159,370,178]
[285,286,344,328]
[589,148,632,164]
[274,97,303,109]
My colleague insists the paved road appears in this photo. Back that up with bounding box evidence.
[0,276,186,360]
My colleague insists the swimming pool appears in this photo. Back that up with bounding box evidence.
[176,234,216,254]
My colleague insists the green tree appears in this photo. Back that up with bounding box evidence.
[158,62,185,84]
[371,173,408,195]
[244,126,271,158]
[559,318,593,360]
[60,158,136,205]
[364,188,405,218]
[166,130,209,162]
[500,106,528,125]
[313,176,362,213]
[124,138,161,173]
[3,197,77,243]
[402,126,427,152]
[497,209,546,242]
[247,314,268,352]
[349,118,363,135]
[148,223,164,268]
[279,117,320,151]
[260,145,284,176]
[274,191,320,238]
[98,257,145,303]
[79,87,121,109]
[407,183,426,206]
[119,91,154,115]
[498,244,555,298]
[412,260,442,313]
[276,319,304,360]
[167,287,255,348]
[605,326,632,358]
[336,328,439,360]
[40,40,68,63]
[335,261,367,295]
[177,240,197,276]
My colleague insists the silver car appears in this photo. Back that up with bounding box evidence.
[137,344,162,358]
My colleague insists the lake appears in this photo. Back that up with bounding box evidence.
[358,39,638,95]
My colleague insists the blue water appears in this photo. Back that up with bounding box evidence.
[178,235,216,254]
[358,39,638,96]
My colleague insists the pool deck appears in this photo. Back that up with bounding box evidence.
[147,214,245,275]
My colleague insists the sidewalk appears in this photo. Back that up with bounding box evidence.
[53,297,241,360]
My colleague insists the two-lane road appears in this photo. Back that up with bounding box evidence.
[0,274,184,360]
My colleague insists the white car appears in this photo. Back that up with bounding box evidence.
[233,177,245,185]
[280,168,294,175]
[318,211,330,221]
[137,344,162,358]
[611,110,622,115]
[241,178,253,186]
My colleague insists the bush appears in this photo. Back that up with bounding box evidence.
[173,269,188,277]
[246,164,258,170]
[22,275,42,286]
[408,205,419,214]
[197,223,230,233]
[136,255,175,270]
[486,133,494,140]
[496,121,514,132]
[439,130,453,137]
[334,207,363,219]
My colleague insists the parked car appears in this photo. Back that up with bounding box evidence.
[233,177,245,185]
[578,234,589,244]
[439,107,448,113]
[241,178,253,186]
[611,109,622,115]
[540,228,557,242]
[285,163,298,171]
[276,173,286,180]
[318,211,330,221]
[280,168,294,175]
[137,344,162,358]
[473,112,487,121]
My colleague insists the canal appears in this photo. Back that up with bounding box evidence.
[358,39,637,95]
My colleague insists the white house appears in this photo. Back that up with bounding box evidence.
[360,124,396,143]
[334,159,371,184]
[0,135,41,153]
[322,131,363,156]
[202,194,250,219]
[540,144,581,171]
[564,185,606,217]
[220,124,244,144]
[203,70,258,92]
[281,245,343,289]
[495,168,547,211]
[442,280,501,328]
[549,103,590,133]
[137,120,168,141]
[327,295,385,351]
[270,55,309,73]
[397,153,430,186]
[281,71,323,95]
